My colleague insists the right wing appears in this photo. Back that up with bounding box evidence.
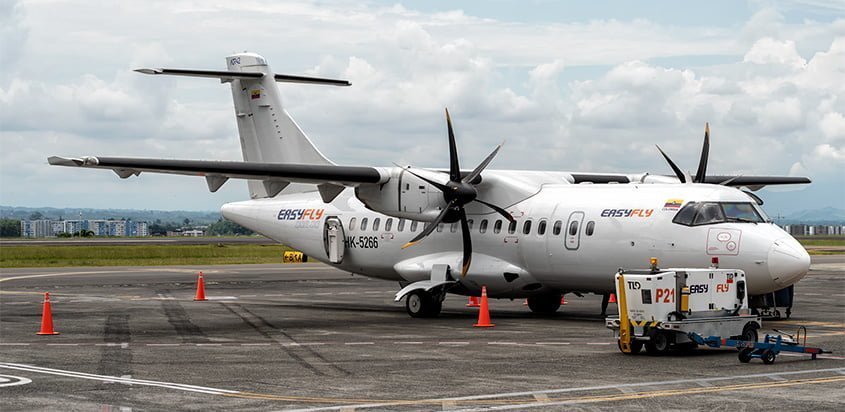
[48,156,388,201]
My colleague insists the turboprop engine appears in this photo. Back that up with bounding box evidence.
[355,169,450,222]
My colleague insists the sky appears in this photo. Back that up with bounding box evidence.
[1,0,843,216]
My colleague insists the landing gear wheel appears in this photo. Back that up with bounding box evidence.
[762,350,777,364]
[405,290,441,318]
[527,294,562,314]
[618,339,643,354]
[645,330,671,355]
[738,348,754,363]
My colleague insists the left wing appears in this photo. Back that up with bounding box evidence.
[48,156,389,201]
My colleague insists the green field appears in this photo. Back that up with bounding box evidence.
[796,237,845,247]
[0,244,291,268]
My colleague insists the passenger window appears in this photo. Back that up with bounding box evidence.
[479,219,488,234]
[385,218,393,231]
[523,220,532,235]
[360,218,368,231]
[538,219,547,235]
[552,220,562,236]
[398,219,405,232]
[568,220,578,236]
[493,220,502,234]
[410,221,418,232]
[436,223,444,232]
[585,221,595,236]
[349,217,357,232]
[373,218,380,231]
[450,222,458,233]
[693,203,725,225]
[508,220,517,234]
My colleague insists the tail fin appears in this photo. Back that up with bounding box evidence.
[136,52,349,198]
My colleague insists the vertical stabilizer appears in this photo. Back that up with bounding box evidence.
[225,53,335,198]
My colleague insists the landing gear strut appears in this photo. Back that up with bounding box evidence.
[405,290,443,318]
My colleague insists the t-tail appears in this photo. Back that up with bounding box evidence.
[135,52,349,198]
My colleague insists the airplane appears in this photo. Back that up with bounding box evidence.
[49,52,812,318]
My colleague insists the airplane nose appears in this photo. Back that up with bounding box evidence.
[767,237,810,287]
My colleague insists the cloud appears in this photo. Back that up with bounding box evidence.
[0,1,843,212]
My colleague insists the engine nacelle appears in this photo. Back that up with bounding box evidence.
[355,168,447,222]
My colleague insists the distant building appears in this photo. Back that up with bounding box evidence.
[181,229,204,237]
[19,218,150,238]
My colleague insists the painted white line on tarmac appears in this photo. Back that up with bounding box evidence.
[0,362,239,395]
[0,374,32,387]
[345,342,375,345]
[284,367,845,412]
[395,341,423,345]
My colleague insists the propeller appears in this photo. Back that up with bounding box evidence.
[655,123,711,184]
[401,109,515,277]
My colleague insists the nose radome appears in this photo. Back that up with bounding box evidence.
[768,237,810,287]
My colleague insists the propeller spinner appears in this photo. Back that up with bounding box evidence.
[401,109,515,277]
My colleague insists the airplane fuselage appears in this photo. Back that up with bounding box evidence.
[223,179,810,299]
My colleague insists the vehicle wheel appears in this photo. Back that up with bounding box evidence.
[741,323,759,343]
[527,294,562,314]
[738,348,754,363]
[617,339,643,354]
[645,331,671,355]
[405,290,437,318]
[762,350,776,364]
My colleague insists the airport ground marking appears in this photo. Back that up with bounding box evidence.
[0,362,239,395]
[0,374,32,387]
[283,367,845,411]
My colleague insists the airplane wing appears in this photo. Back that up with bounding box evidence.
[47,156,388,201]
[572,173,810,190]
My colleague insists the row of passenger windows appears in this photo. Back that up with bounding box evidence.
[348,217,596,237]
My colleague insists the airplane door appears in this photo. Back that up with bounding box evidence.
[565,211,585,250]
[323,217,345,264]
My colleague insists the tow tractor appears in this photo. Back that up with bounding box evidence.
[606,258,761,355]
[688,326,831,364]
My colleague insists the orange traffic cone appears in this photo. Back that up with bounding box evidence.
[36,292,59,335]
[194,271,207,301]
[466,296,480,307]
[608,293,617,304]
[473,286,494,328]
[561,295,568,305]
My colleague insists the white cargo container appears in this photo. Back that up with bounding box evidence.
[606,267,761,355]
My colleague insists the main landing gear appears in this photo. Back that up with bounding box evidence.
[405,290,443,318]
[526,293,562,314]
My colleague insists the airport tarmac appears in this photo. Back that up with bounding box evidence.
[1,257,843,411]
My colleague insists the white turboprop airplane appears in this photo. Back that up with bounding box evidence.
[49,52,812,318]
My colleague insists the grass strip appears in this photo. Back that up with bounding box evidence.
[0,244,292,268]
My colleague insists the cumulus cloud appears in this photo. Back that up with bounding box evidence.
[0,0,843,212]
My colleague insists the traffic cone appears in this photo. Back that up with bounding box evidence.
[473,286,494,328]
[194,271,207,301]
[608,293,617,304]
[561,295,567,305]
[466,296,480,307]
[36,292,59,335]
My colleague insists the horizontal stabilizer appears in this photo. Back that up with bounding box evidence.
[135,68,350,86]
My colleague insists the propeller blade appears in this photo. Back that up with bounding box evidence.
[463,143,503,184]
[459,207,472,277]
[474,198,515,223]
[694,122,710,183]
[401,199,456,249]
[404,168,451,193]
[656,145,686,183]
[445,108,461,182]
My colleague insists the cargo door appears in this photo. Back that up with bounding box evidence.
[323,217,345,264]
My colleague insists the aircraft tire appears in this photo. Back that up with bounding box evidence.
[406,290,439,318]
[527,294,562,314]
[645,330,671,355]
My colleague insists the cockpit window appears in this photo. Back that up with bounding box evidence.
[673,202,764,227]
